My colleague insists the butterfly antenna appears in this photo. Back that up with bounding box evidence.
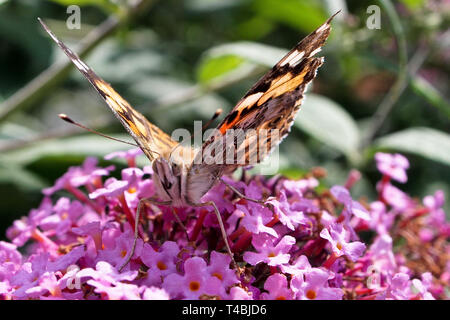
[59,114,139,147]
[202,108,223,131]
[190,108,223,141]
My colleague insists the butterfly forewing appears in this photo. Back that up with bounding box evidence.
[39,19,178,161]
[186,15,335,203]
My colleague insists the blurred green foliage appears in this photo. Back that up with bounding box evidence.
[0,0,449,238]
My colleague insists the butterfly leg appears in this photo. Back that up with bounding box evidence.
[188,200,237,269]
[220,178,267,204]
[119,197,171,272]
[171,206,190,241]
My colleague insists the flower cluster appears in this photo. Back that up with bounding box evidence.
[0,150,448,300]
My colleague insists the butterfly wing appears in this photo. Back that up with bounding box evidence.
[39,19,178,161]
[187,14,336,203]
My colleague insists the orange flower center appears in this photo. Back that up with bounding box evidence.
[128,187,137,194]
[267,252,276,258]
[306,289,317,300]
[121,250,127,258]
[157,261,167,270]
[189,281,200,292]
[212,272,223,280]
[336,242,343,251]
[276,296,286,300]
[61,212,69,220]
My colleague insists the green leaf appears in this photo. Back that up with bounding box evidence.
[0,134,135,167]
[373,127,450,166]
[399,0,425,9]
[196,42,287,83]
[411,77,450,118]
[278,168,308,180]
[294,94,361,163]
[186,0,243,12]
[201,41,286,68]
[197,55,245,83]
[253,0,327,32]
[0,163,46,191]
[197,41,287,83]
[48,0,119,13]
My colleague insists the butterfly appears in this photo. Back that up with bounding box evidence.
[39,12,337,271]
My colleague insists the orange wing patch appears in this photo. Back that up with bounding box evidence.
[256,69,309,106]
[196,14,336,174]
[39,18,178,161]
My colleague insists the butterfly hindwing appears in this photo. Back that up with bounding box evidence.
[39,19,178,161]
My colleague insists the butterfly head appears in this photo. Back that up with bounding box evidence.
[151,145,195,206]
[151,157,182,205]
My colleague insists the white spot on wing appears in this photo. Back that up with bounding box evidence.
[280,50,303,67]
[236,92,264,109]
[308,47,322,57]
[288,51,305,66]
[315,23,329,33]
[73,58,90,72]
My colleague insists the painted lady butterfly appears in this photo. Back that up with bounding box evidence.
[39,12,337,270]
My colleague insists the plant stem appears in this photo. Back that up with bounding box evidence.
[360,0,408,150]
[0,0,156,122]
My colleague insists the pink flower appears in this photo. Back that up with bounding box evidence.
[97,230,143,270]
[141,286,170,300]
[206,251,239,288]
[44,157,114,195]
[291,268,343,300]
[77,261,140,300]
[77,260,137,283]
[0,241,22,281]
[237,204,278,237]
[381,183,413,210]
[330,186,370,221]
[384,273,411,300]
[163,257,222,299]
[72,221,102,252]
[369,201,395,235]
[267,191,309,230]
[320,223,366,261]
[40,198,84,236]
[89,280,141,300]
[260,273,294,300]
[411,273,435,300]
[424,190,446,228]
[104,148,144,167]
[368,234,397,275]
[228,286,253,300]
[7,197,53,246]
[375,152,409,183]
[89,178,132,199]
[283,177,318,198]
[0,150,447,300]
[280,255,312,276]
[10,246,84,299]
[243,234,296,266]
[140,241,179,286]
